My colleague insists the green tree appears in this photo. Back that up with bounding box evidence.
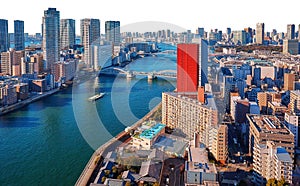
[104,170,111,176]
[152,182,160,186]
[125,181,131,186]
[112,166,117,174]
[101,176,107,183]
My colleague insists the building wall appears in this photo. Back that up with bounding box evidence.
[162,93,218,144]
[177,44,199,92]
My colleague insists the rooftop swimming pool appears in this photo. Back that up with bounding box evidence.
[139,123,166,140]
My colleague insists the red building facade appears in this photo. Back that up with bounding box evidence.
[177,43,199,92]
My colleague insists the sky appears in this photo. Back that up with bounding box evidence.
[0,0,299,34]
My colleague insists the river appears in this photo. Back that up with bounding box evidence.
[0,51,176,185]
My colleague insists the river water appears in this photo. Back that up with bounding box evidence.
[0,51,176,185]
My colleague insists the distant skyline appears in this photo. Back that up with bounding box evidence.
[1,0,300,34]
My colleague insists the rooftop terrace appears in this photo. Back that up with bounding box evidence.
[139,123,165,140]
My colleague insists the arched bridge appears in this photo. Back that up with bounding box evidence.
[100,67,176,79]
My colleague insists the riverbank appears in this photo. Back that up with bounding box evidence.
[0,88,60,116]
[75,102,162,186]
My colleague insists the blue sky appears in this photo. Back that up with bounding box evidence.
[0,0,299,34]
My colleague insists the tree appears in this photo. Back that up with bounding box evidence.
[117,174,122,179]
[101,176,107,183]
[112,166,117,174]
[152,182,160,186]
[266,177,288,186]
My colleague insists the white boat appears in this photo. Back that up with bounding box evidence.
[88,93,105,101]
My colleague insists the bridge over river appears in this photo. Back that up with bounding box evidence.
[99,67,177,80]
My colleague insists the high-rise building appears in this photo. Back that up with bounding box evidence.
[80,18,100,67]
[298,24,300,41]
[283,39,299,55]
[256,23,265,44]
[226,28,231,35]
[284,112,299,147]
[197,27,205,38]
[289,90,300,114]
[177,41,208,93]
[284,73,295,91]
[253,141,293,185]
[60,19,75,50]
[162,92,218,142]
[42,8,60,71]
[0,19,9,53]
[105,21,120,45]
[209,125,228,164]
[14,20,24,51]
[287,24,295,40]
[247,114,294,158]
[232,30,247,45]
[0,49,24,75]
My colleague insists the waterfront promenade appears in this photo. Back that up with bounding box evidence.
[75,103,162,186]
[0,88,60,116]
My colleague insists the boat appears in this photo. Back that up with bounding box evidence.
[88,93,105,101]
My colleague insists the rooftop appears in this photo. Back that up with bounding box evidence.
[186,161,217,174]
[291,90,300,96]
[139,123,165,140]
[247,114,292,135]
[189,146,208,163]
[276,147,293,163]
[164,92,217,110]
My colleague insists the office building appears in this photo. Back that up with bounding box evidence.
[284,112,299,147]
[42,8,60,71]
[105,21,120,45]
[0,49,24,75]
[80,18,100,67]
[257,92,281,113]
[256,23,265,44]
[253,141,293,185]
[162,92,218,144]
[284,73,295,91]
[0,19,8,53]
[52,60,76,82]
[247,114,294,159]
[209,125,228,164]
[60,19,75,49]
[185,145,218,185]
[289,90,300,114]
[14,20,24,51]
[287,24,295,40]
[283,39,299,55]
[232,30,247,45]
[177,41,208,93]
[197,27,205,38]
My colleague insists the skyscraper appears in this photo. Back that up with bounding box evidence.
[287,24,295,40]
[177,43,199,92]
[42,8,60,71]
[60,19,75,50]
[0,19,9,53]
[197,27,205,38]
[283,39,299,55]
[256,23,264,44]
[177,40,208,93]
[105,21,120,45]
[14,20,24,51]
[284,73,295,91]
[80,18,100,68]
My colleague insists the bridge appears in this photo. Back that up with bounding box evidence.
[99,67,176,79]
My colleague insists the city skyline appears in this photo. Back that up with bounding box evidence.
[1,0,300,34]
